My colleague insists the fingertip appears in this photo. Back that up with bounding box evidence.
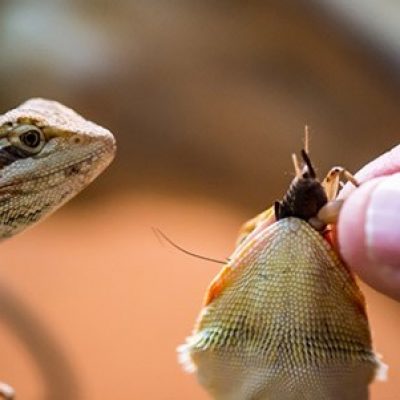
[338,177,400,300]
[339,143,400,199]
[338,179,378,273]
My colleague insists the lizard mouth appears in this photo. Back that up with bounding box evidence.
[0,149,115,238]
[0,146,114,195]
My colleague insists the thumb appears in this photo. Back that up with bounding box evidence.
[338,173,400,300]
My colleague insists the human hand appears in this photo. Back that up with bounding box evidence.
[338,144,400,301]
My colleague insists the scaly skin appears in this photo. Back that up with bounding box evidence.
[0,98,115,238]
[180,218,380,399]
[179,151,385,400]
[0,98,116,399]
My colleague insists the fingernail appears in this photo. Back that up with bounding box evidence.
[366,174,400,273]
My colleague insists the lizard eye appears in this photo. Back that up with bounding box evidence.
[9,125,45,154]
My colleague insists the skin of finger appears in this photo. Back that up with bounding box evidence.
[339,143,400,199]
[338,177,400,300]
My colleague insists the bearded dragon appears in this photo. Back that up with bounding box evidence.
[0,98,116,399]
[179,147,386,400]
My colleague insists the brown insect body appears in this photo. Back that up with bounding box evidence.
[275,151,328,223]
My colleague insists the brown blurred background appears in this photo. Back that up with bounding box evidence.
[0,1,399,399]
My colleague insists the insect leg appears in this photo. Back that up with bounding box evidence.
[318,167,360,224]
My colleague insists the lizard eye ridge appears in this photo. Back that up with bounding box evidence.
[9,125,45,154]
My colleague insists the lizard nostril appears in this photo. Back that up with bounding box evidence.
[65,164,82,177]
[70,136,83,145]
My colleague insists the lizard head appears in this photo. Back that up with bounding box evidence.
[0,98,116,238]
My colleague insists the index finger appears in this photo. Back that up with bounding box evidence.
[339,144,400,198]
[338,144,400,300]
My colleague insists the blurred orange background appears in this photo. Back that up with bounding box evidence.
[0,1,399,399]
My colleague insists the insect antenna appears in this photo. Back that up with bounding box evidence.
[291,153,301,177]
[300,125,316,178]
[300,149,316,178]
[152,228,227,265]
[304,125,310,154]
